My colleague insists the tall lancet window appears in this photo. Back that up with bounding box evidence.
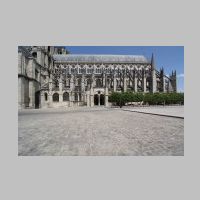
[96,79,102,87]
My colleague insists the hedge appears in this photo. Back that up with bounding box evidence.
[109,92,184,106]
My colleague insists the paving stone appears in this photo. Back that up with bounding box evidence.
[18,107,184,156]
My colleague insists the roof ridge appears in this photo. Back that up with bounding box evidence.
[54,54,146,56]
[53,54,149,63]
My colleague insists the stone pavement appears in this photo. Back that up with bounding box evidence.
[18,107,184,156]
[122,106,184,118]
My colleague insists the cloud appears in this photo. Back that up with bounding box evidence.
[178,88,184,92]
[177,73,184,78]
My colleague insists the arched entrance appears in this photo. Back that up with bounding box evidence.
[53,93,59,102]
[94,94,98,105]
[63,92,69,101]
[100,94,105,105]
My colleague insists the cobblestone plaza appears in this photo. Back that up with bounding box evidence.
[18,107,184,156]
[18,46,183,156]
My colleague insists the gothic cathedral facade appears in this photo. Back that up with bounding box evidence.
[18,46,177,109]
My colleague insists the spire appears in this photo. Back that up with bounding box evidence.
[160,67,164,75]
[151,53,155,70]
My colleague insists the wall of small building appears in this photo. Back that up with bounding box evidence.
[18,47,42,109]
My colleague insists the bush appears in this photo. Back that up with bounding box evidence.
[143,93,153,105]
[109,92,122,106]
[109,92,144,107]
[135,93,144,102]
[109,92,184,106]
[143,92,184,105]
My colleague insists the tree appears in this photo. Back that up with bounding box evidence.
[109,92,184,106]
[109,92,122,106]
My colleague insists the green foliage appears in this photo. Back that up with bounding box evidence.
[109,92,122,106]
[143,92,184,105]
[135,93,144,102]
[109,92,144,107]
[143,93,154,105]
[109,92,184,106]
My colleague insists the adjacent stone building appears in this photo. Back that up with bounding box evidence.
[18,46,177,109]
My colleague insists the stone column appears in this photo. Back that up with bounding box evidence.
[59,93,63,103]
[36,50,42,65]
[81,75,85,104]
[29,80,35,108]
[90,88,94,107]
[105,87,109,107]
[18,52,22,74]
[48,75,53,108]
[98,94,100,106]
[18,78,24,109]
[91,74,95,88]
[103,73,106,87]
[48,93,53,108]
[70,76,74,107]
[134,77,138,92]
[69,92,73,107]
[84,93,87,104]
[113,74,116,92]
[77,93,80,106]
[70,75,74,90]
[81,75,85,92]
[162,76,166,93]
[152,70,157,93]
[40,91,45,108]
[59,77,63,104]
[45,54,48,67]
[123,78,127,92]
[27,58,34,78]
[143,76,146,93]
[86,91,90,107]
[59,76,63,92]
[49,74,53,91]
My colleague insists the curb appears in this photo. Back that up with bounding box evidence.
[122,109,184,119]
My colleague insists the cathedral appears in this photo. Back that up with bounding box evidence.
[18,46,177,109]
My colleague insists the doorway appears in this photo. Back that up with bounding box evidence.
[100,94,105,105]
[94,94,98,105]
[35,91,40,108]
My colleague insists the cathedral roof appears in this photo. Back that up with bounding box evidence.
[53,54,149,63]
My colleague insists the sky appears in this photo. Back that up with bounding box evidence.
[65,46,184,92]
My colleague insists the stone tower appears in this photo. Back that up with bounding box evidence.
[170,70,177,92]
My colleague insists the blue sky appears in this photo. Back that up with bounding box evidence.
[65,46,184,92]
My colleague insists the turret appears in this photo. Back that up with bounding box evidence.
[170,69,177,92]
[160,67,164,75]
[54,46,68,55]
